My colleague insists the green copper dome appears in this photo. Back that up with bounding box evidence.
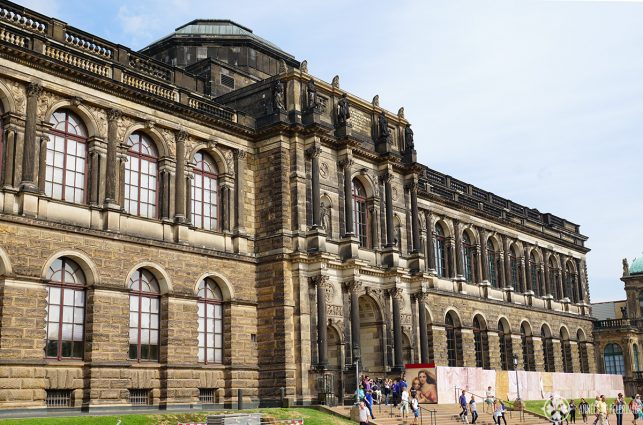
[631,257,643,275]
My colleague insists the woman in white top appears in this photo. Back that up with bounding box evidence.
[400,389,410,418]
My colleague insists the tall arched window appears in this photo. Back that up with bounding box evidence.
[434,223,447,278]
[45,257,86,359]
[548,257,559,298]
[604,343,625,375]
[578,330,590,374]
[639,292,643,318]
[510,246,521,291]
[192,152,219,230]
[0,104,4,180]
[352,178,368,248]
[520,323,535,371]
[473,316,489,369]
[487,239,499,288]
[197,278,224,364]
[561,329,573,373]
[462,232,476,283]
[125,132,158,218]
[530,252,541,296]
[128,269,160,361]
[445,312,462,367]
[498,320,513,371]
[565,263,576,302]
[46,110,88,203]
[634,344,641,372]
[542,326,555,372]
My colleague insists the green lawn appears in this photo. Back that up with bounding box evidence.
[0,408,354,425]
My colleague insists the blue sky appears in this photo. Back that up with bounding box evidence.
[21,0,643,302]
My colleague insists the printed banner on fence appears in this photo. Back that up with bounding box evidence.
[404,363,438,403]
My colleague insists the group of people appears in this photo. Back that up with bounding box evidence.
[544,393,643,425]
[356,373,436,425]
[457,387,508,424]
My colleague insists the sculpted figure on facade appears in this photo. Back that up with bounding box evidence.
[405,123,414,151]
[273,80,285,111]
[623,258,629,276]
[378,110,390,139]
[306,79,318,112]
[336,93,350,127]
[320,201,330,231]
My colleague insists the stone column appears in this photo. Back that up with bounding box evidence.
[19,83,41,192]
[307,146,321,228]
[408,181,420,253]
[426,212,436,273]
[339,158,354,236]
[503,236,512,288]
[454,220,464,279]
[347,280,361,361]
[523,246,531,293]
[174,130,187,223]
[381,172,395,247]
[234,150,247,233]
[417,292,430,364]
[37,134,48,193]
[312,275,329,369]
[391,288,404,370]
[448,239,457,278]
[3,126,15,187]
[105,109,121,206]
[480,228,489,282]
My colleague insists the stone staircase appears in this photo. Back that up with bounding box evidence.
[328,403,552,425]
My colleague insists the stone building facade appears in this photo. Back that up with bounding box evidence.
[593,257,643,396]
[0,1,595,411]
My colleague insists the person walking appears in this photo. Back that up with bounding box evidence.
[400,389,410,419]
[613,393,624,425]
[364,389,376,420]
[411,393,420,424]
[484,386,495,413]
[595,395,608,425]
[630,394,643,425]
[493,399,504,425]
[569,399,577,424]
[579,398,589,424]
[458,390,468,423]
[358,400,372,425]
[470,396,479,424]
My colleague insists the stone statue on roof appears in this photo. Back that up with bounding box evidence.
[623,258,630,276]
[273,80,285,111]
[336,93,350,126]
[405,123,414,150]
[378,110,390,139]
[306,79,318,112]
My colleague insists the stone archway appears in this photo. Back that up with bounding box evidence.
[358,295,383,372]
[328,325,342,370]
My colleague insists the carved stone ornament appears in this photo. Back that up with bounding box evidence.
[372,94,379,107]
[319,162,329,179]
[224,149,234,172]
[300,60,308,73]
[279,59,287,73]
[332,75,340,88]
[158,128,176,157]
[327,304,343,317]
[235,149,247,160]
[305,146,321,158]
[623,258,630,276]
[5,79,26,115]
[398,107,405,119]
[379,172,393,184]
[392,187,399,202]
[107,108,121,122]
[389,287,404,300]
[116,115,135,142]
[145,120,156,130]
[344,279,362,294]
[175,129,188,142]
[27,82,42,97]
[401,314,412,325]
[86,105,107,138]
[36,90,60,121]
[337,158,353,170]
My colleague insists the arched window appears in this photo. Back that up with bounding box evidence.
[445,312,462,367]
[604,343,625,375]
[125,132,158,218]
[530,252,541,296]
[128,269,160,361]
[510,246,521,291]
[45,257,86,359]
[462,232,476,283]
[0,104,4,180]
[498,320,513,371]
[487,239,499,288]
[46,110,88,203]
[542,326,555,372]
[561,329,573,373]
[197,278,224,364]
[473,316,489,369]
[548,257,559,298]
[638,292,643,318]
[192,152,219,230]
[578,330,590,374]
[634,344,641,372]
[434,223,447,278]
[352,178,368,248]
[520,323,535,371]
[565,263,576,302]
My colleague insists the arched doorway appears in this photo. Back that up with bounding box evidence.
[402,332,413,365]
[328,325,342,370]
[358,295,383,372]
